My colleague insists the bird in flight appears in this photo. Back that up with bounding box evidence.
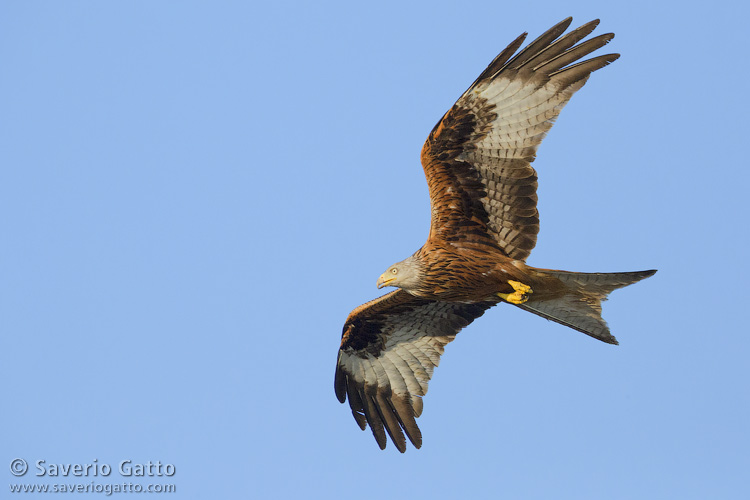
[334,17,656,452]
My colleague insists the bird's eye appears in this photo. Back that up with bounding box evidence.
[391,268,398,274]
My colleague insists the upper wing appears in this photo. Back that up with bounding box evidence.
[335,290,497,452]
[421,18,619,260]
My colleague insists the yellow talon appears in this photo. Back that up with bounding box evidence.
[498,280,532,304]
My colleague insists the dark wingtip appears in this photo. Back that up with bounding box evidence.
[632,269,658,282]
[556,16,573,27]
[334,364,347,403]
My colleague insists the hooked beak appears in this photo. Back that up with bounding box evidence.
[377,273,395,289]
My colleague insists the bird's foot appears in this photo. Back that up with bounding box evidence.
[498,280,532,304]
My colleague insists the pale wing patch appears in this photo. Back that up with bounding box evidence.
[470,79,583,158]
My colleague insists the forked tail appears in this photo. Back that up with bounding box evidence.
[517,269,657,344]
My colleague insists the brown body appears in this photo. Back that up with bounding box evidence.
[412,240,561,303]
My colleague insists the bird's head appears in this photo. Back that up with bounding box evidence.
[376,255,425,292]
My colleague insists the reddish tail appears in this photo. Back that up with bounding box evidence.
[517,269,657,344]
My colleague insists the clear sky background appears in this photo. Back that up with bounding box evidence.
[2,1,748,499]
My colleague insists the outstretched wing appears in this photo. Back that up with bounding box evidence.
[335,290,497,452]
[421,18,619,260]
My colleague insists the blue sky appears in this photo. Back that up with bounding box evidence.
[2,1,748,498]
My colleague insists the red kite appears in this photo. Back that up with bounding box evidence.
[335,18,656,452]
